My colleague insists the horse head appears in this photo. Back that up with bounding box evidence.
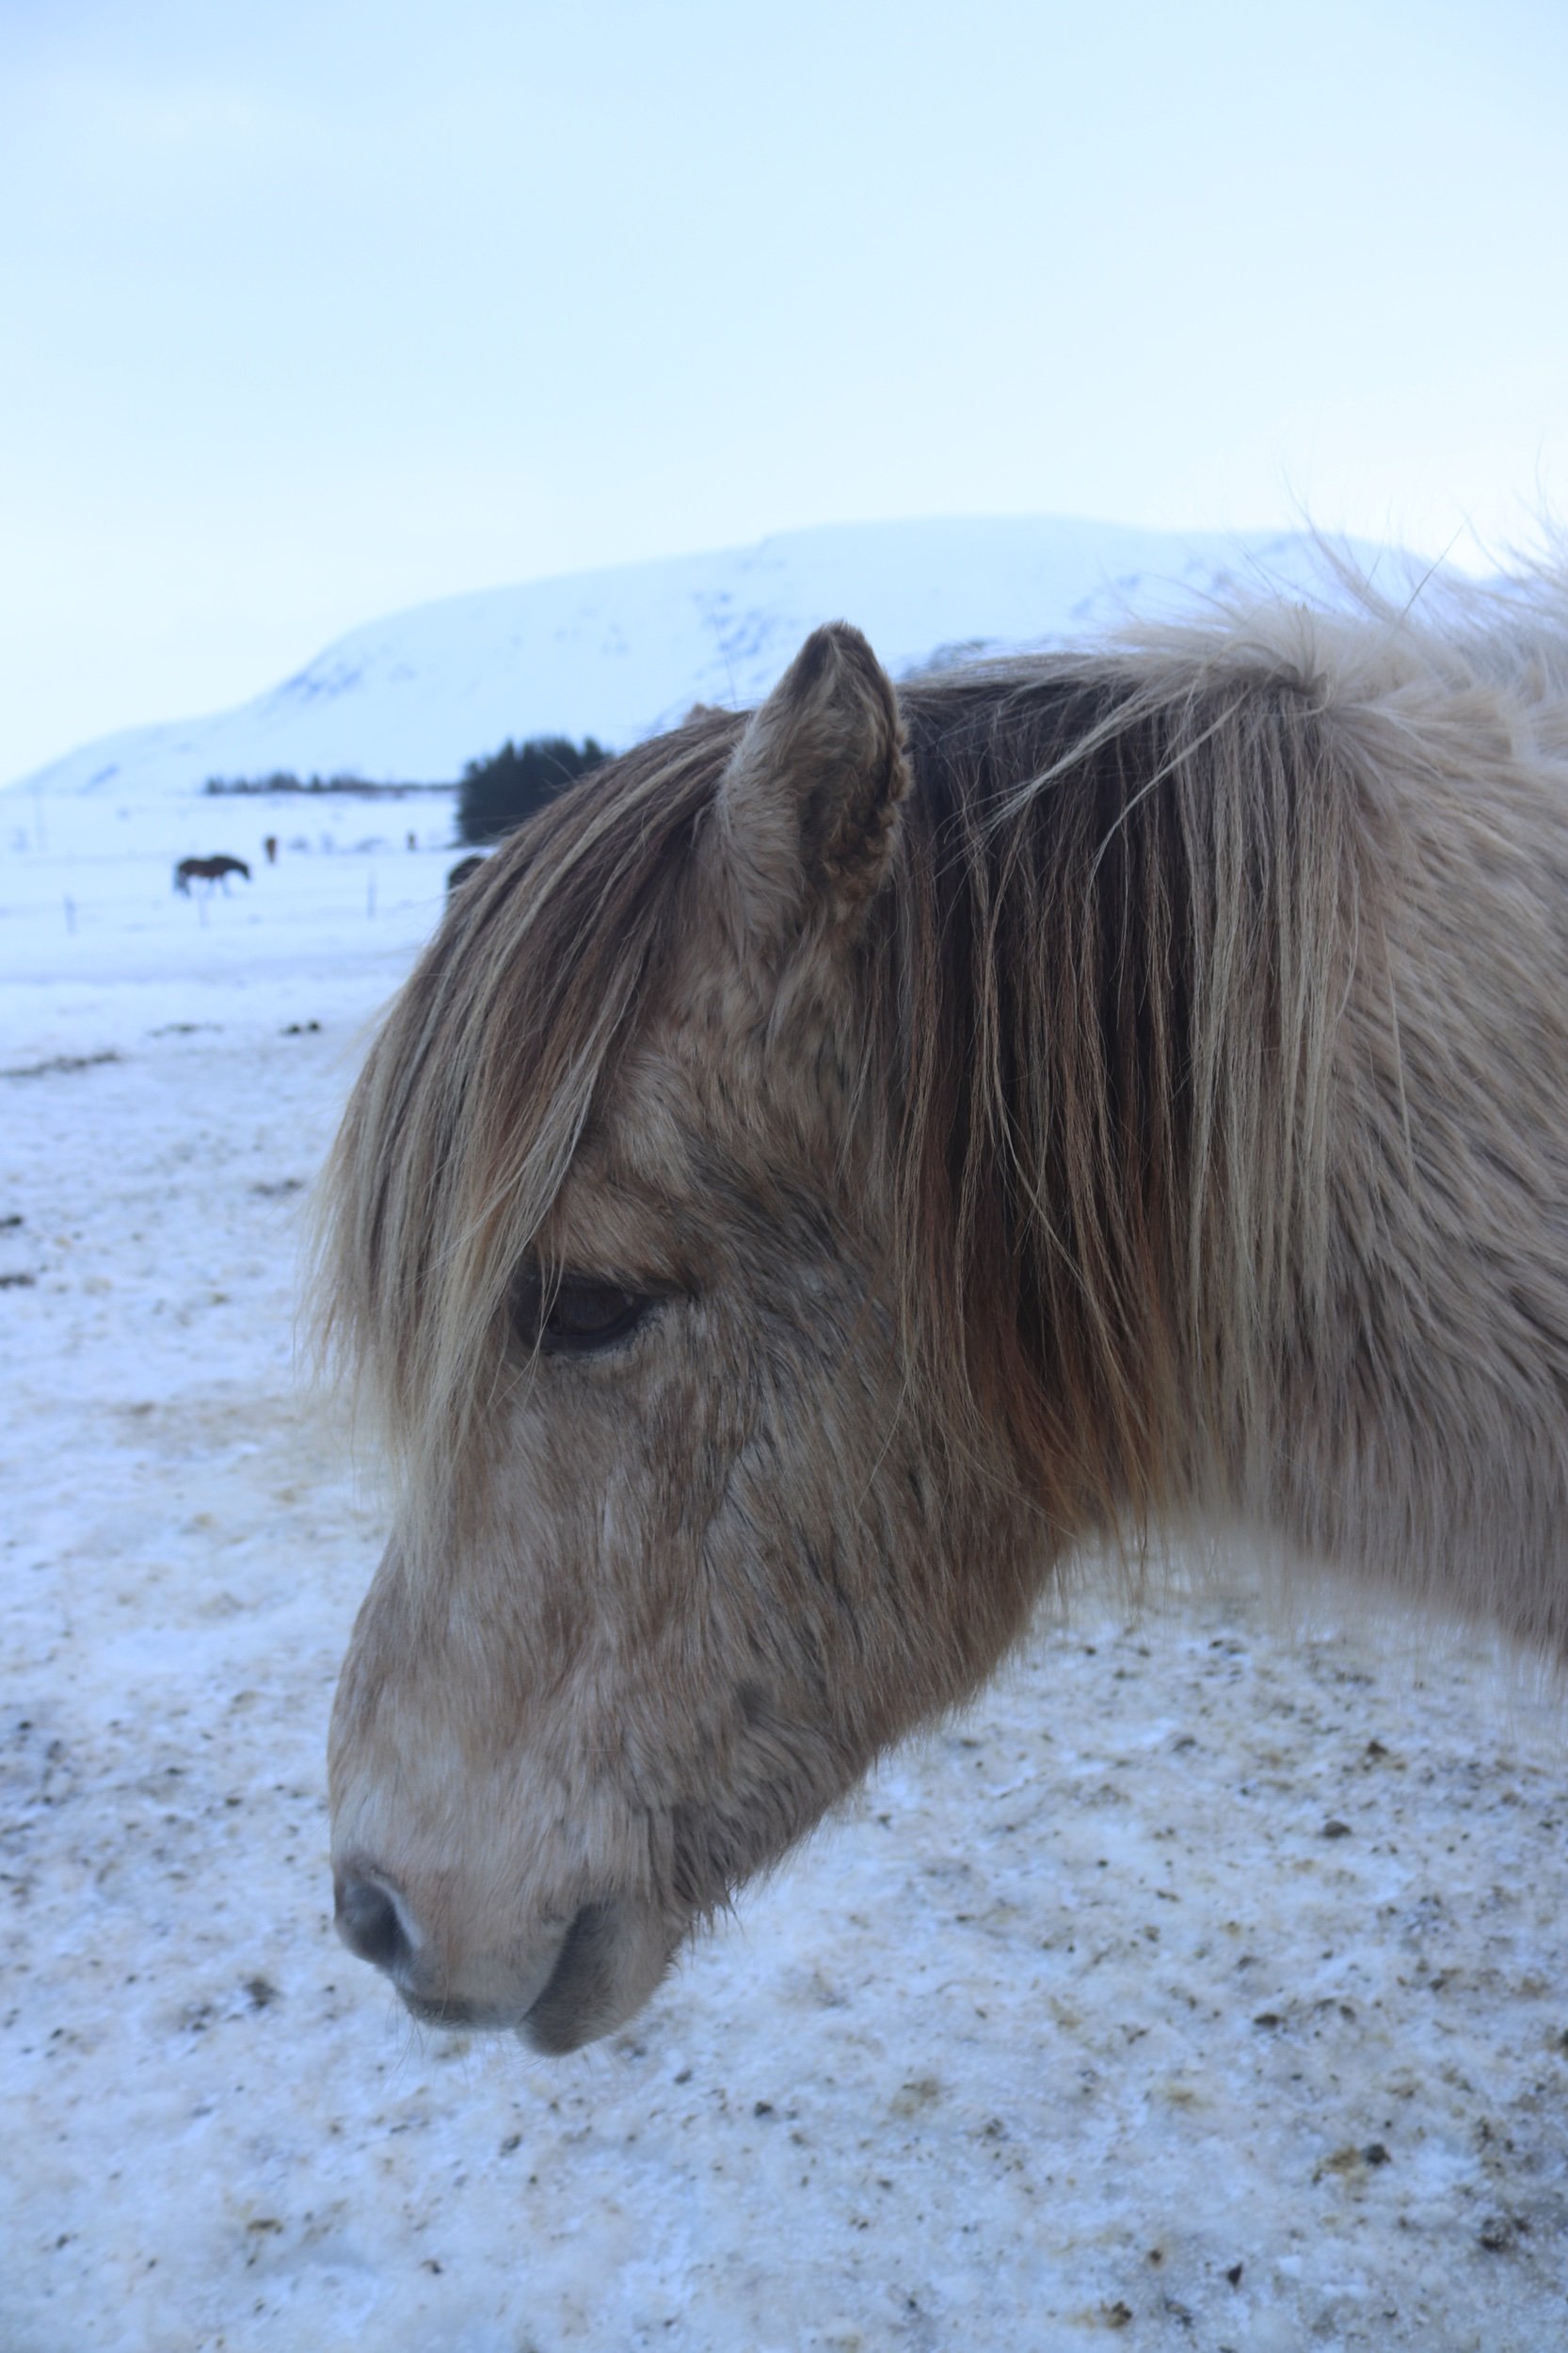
[322,626,1044,2047]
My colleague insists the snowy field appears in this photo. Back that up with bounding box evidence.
[7,785,1568,2353]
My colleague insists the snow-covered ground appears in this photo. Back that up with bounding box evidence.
[7,776,1568,2353]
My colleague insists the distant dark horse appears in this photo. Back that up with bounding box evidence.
[174,855,251,896]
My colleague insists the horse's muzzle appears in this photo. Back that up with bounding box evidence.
[332,1858,562,2025]
[330,1862,671,2048]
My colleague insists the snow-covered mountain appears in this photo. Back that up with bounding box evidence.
[9,516,1391,799]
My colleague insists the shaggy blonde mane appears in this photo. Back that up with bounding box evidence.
[317,708,743,1515]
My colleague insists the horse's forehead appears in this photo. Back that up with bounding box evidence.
[543,982,775,1247]
[607,938,768,1135]
[536,1028,715,1241]
[599,1041,712,1183]
[536,867,856,1263]
[611,995,760,1165]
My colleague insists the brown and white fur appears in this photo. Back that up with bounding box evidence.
[318,570,1568,2052]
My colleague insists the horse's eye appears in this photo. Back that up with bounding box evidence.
[515,1275,651,1355]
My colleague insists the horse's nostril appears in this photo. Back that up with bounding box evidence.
[335,1875,411,1974]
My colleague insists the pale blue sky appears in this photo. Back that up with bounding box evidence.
[3,0,1565,784]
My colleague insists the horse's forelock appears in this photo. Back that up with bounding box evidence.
[314,712,741,1531]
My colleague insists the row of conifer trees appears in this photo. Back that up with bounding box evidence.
[204,733,613,845]
[454,736,609,845]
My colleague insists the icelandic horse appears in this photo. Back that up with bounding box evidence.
[318,569,1568,2049]
[174,854,250,894]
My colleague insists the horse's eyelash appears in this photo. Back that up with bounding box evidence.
[514,1269,680,1302]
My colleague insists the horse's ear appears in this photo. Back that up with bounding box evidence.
[711,622,910,945]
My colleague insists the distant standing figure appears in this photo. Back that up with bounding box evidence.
[174,855,251,896]
[407,831,417,852]
[264,836,279,865]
